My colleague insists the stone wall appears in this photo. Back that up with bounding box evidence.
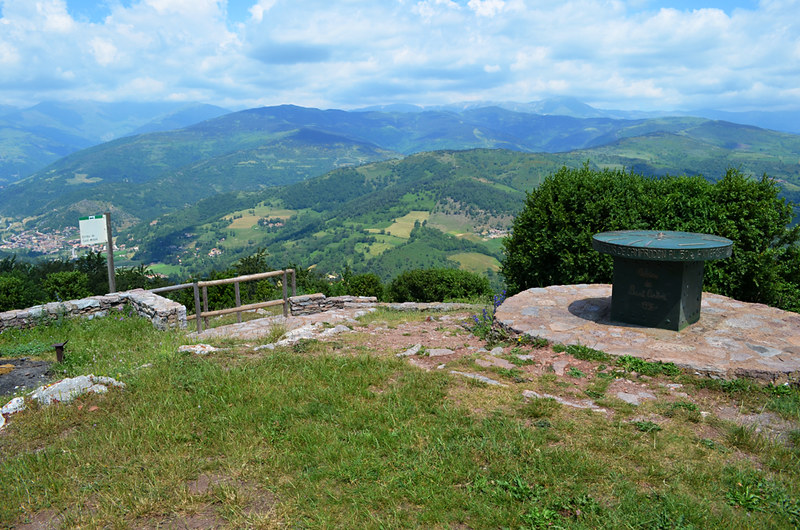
[289,294,378,316]
[0,289,187,333]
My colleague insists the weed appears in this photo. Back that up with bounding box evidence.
[633,420,662,433]
[552,344,566,353]
[514,335,548,348]
[790,430,800,448]
[493,367,523,380]
[265,323,287,344]
[766,386,800,421]
[291,339,319,354]
[469,291,508,346]
[520,397,561,419]
[700,438,722,451]
[724,469,800,525]
[520,505,562,529]
[617,355,681,377]
[508,356,536,367]
[567,367,585,378]
[584,389,605,400]
[663,401,701,422]
[0,340,52,358]
[566,344,611,362]
[726,425,764,452]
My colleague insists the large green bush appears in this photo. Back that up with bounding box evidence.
[387,268,491,302]
[501,165,800,312]
[43,271,91,301]
[0,275,27,312]
[347,273,384,299]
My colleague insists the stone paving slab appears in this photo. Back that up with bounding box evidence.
[496,284,800,383]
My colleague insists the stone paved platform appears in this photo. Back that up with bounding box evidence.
[496,284,800,382]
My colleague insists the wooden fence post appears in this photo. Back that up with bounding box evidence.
[282,270,288,317]
[234,281,242,323]
[193,282,202,333]
[202,286,209,329]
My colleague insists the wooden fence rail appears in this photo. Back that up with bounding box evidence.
[149,269,296,333]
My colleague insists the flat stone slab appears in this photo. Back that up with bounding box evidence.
[496,284,800,382]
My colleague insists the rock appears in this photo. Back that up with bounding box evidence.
[30,375,125,406]
[616,391,657,406]
[179,344,219,355]
[450,371,507,386]
[523,390,607,413]
[319,324,350,337]
[489,346,504,356]
[2,396,26,415]
[476,355,516,370]
[427,348,454,357]
[551,360,569,376]
[397,344,422,357]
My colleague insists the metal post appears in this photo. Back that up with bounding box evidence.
[282,270,288,317]
[193,282,202,333]
[234,281,242,323]
[105,211,116,293]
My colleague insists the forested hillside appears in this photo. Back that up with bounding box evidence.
[121,146,799,283]
[5,105,800,234]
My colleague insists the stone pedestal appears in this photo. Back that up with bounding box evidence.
[610,257,704,331]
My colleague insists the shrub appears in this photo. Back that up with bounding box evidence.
[0,275,26,312]
[347,273,384,299]
[387,268,491,302]
[43,270,91,301]
[501,165,800,311]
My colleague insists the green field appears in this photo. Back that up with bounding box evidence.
[225,205,295,230]
[148,262,183,276]
[385,211,430,238]
[450,252,501,273]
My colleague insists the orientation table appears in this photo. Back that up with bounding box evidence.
[592,230,733,331]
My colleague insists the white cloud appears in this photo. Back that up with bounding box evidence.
[468,0,505,17]
[0,0,796,111]
[249,0,277,22]
[90,38,118,66]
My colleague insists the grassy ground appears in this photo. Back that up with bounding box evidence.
[1,310,799,528]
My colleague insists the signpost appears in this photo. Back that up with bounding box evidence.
[78,212,116,293]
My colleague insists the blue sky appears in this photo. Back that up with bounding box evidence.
[0,0,797,112]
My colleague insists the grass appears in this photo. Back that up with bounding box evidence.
[1,313,799,528]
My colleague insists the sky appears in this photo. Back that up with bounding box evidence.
[0,0,797,112]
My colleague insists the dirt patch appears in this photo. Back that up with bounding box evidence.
[15,509,62,530]
[0,358,52,395]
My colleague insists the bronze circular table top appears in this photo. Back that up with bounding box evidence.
[592,230,733,262]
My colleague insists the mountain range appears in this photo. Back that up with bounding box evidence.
[1,99,799,280]
[0,101,230,184]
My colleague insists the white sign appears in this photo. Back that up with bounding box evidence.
[79,215,107,245]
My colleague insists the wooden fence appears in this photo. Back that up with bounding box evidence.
[151,269,296,333]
